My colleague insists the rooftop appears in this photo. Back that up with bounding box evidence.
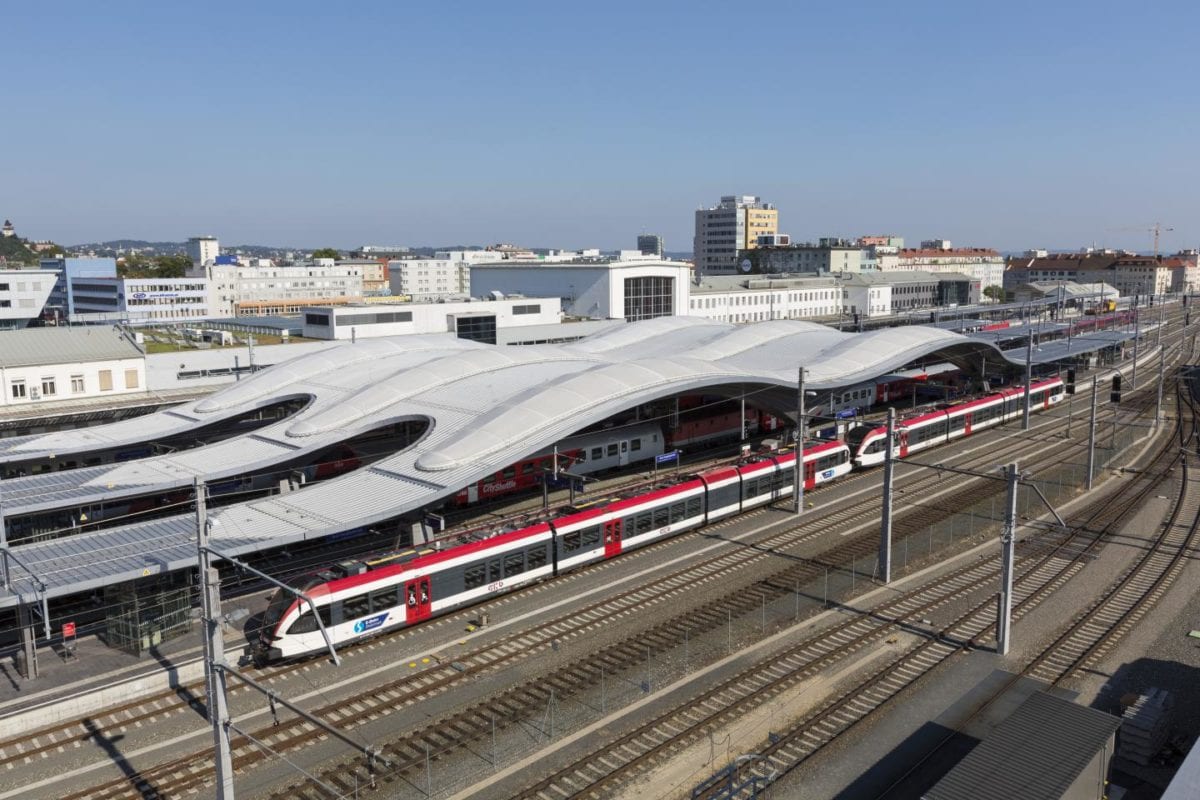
[923,692,1121,800]
[0,326,144,368]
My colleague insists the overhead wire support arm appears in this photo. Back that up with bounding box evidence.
[906,458,1067,529]
[202,544,341,667]
[0,545,53,639]
[223,665,391,773]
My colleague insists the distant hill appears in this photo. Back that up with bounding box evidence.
[0,235,39,265]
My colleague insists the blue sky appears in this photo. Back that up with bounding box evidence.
[3,1,1198,252]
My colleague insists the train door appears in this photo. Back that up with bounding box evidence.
[803,458,816,489]
[618,440,630,467]
[898,430,910,458]
[604,519,623,558]
[964,412,972,436]
[466,483,479,503]
[404,577,432,624]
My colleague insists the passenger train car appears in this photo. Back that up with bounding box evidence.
[256,440,852,662]
[849,377,1064,467]
[255,378,1061,663]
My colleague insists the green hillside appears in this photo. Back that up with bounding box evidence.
[0,234,38,265]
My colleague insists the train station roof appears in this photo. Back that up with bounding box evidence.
[0,317,1083,606]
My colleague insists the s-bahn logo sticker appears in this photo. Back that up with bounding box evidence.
[353,613,388,634]
[821,469,836,479]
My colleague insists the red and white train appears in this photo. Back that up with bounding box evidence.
[849,377,1064,466]
[255,377,1063,663]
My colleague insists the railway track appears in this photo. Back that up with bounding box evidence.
[38,411,1086,799]
[10,330,1185,799]
[680,372,1195,799]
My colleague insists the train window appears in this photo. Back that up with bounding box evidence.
[504,551,525,577]
[370,588,399,611]
[521,462,536,476]
[527,544,548,571]
[564,531,582,551]
[488,558,502,582]
[631,438,641,451]
[686,497,702,518]
[607,444,619,457]
[633,512,652,534]
[653,506,669,528]
[669,501,686,523]
[621,441,628,453]
[502,467,516,479]
[581,526,601,547]
[592,447,603,460]
[343,593,370,620]
[577,451,586,462]
[464,563,487,589]
[288,605,332,635]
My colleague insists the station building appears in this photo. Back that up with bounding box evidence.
[470,253,691,321]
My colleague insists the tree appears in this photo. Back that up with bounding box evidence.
[983,285,1006,303]
[311,248,340,260]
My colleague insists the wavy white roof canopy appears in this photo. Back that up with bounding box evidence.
[0,318,1022,604]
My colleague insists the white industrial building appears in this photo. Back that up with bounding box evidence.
[0,327,147,408]
[301,297,562,342]
[470,253,691,321]
[0,269,56,329]
[193,260,365,316]
[386,250,496,300]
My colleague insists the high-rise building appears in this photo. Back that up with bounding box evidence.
[637,234,664,257]
[693,195,777,275]
[186,235,220,267]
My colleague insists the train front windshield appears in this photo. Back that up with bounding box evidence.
[261,589,294,637]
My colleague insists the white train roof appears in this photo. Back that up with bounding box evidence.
[0,317,1068,605]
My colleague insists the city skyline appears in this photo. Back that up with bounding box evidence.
[5,1,1198,254]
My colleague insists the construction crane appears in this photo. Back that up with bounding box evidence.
[1111,223,1174,257]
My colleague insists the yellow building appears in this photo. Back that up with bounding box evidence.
[693,195,778,275]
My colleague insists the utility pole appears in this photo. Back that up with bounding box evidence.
[996,462,1019,655]
[879,407,896,583]
[793,367,806,516]
[0,482,8,592]
[196,478,236,800]
[1022,332,1033,431]
[1086,377,1098,491]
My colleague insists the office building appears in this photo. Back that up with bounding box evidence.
[39,256,118,317]
[637,234,664,257]
[70,276,213,322]
[693,195,778,275]
[0,268,56,329]
[688,274,851,323]
[186,236,220,267]
[750,238,867,275]
[1003,251,1172,298]
[194,260,365,316]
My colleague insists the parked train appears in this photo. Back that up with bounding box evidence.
[256,377,1064,663]
[451,406,783,506]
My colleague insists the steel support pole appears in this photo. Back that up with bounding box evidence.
[793,367,805,515]
[197,478,235,800]
[1022,333,1033,431]
[879,407,896,584]
[1131,310,1140,389]
[1086,378,1098,491]
[997,462,1018,655]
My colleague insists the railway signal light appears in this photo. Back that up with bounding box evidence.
[1065,368,1076,395]
[1110,374,1122,404]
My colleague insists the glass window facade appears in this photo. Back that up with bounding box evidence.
[455,314,497,344]
[624,276,674,322]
